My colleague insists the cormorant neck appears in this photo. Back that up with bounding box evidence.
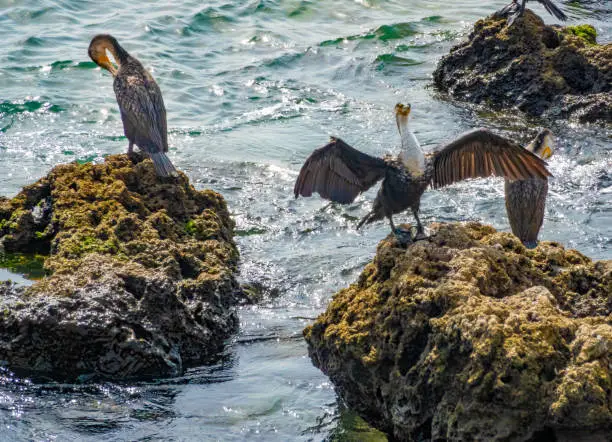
[108,39,130,65]
[398,124,425,175]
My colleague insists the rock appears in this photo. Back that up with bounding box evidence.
[305,222,612,441]
[0,153,241,380]
[432,10,612,124]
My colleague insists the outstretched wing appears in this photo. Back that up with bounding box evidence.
[431,128,552,189]
[114,68,168,153]
[294,137,388,204]
[539,0,567,21]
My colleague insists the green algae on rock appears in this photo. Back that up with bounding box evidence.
[432,10,611,123]
[305,222,612,441]
[0,153,241,380]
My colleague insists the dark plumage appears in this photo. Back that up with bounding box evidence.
[505,128,555,248]
[294,104,552,241]
[88,34,178,177]
[498,0,567,25]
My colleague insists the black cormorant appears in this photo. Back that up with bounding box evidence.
[505,128,555,248]
[88,34,178,177]
[498,0,567,25]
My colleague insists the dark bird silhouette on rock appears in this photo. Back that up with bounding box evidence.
[505,128,555,248]
[88,34,178,177]
[294,103,552,242]
[498,0,567,25]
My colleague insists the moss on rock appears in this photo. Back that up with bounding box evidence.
[433,10,611,123]
[567,24,597,45]
[0,153,241,380]
[305,222,612,441]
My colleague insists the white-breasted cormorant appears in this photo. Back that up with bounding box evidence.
[294,103,552,241]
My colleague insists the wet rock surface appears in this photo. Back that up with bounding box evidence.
[433,10,611,123]
[0,153,241,380]
[305,222,612,441]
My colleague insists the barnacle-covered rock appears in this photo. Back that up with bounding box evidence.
[0,153,241,380]
[305,222,612,441]
[433,10,611,123]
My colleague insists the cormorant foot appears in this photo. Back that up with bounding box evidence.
[393,228,414,246]
[523,241,538,249]
[411,226,433,242]
[494,2,521,26]
[126,150,141,164]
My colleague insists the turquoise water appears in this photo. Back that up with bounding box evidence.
[0,0,610,440]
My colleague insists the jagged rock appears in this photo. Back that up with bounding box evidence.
[433,10,611,123]
[0,153,241,380]
[305,222,612,441]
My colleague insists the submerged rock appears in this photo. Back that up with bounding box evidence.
[433,10,611,123]
[305,222,612,441]
[0,153,241,380]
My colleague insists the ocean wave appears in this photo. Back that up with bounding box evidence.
[0,99,63,116]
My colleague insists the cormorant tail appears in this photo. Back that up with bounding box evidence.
[540,0,567,21]
[150,152,178,177]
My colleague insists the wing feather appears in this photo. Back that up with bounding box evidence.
[114,67,168,153]
[431,128,552,189]
[294,137,388,204]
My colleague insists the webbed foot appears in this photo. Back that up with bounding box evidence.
[393,228,414,246]
[494,2,521,26]
[411,225,435,242]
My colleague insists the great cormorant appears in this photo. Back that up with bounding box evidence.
[294,103,552,241]
[88,34,178,177]
[498,0,567,25]
[505,128,555,248]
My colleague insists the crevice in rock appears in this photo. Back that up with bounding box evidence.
[527,427,557,442]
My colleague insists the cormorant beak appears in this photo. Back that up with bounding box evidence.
[529,130,555,160]
[97,53,118,76]
[540,133,555,160]
[395,103,411,135]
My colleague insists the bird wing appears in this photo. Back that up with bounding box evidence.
[539,0,567,21]
[294,137,388,204]
[431,128,552,189]
[114,70,168,153]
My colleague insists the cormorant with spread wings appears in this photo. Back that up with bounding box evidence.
[294,103,552,241]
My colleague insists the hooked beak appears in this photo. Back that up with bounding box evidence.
[395,103,411,134]
[541,145,553,160]
[96,53,118,76]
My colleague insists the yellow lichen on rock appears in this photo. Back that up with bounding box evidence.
[0,154,241,380]
[305,222,611,441]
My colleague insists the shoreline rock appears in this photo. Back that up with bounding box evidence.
[305,222,612,441]
[433,10,611,124]
[0,153,241,380]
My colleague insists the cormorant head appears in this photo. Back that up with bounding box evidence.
[529,128,555,160]
[394,103,411,135]
[88,34,123,76]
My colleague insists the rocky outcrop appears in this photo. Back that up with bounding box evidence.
[0,153,241,380]
[305,222,612,441]
[433,10,611,123]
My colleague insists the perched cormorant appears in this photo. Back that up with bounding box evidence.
[294,103,552,241]
[498,0,567,25]
[505,128,555,248]
[88,34,178,177]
